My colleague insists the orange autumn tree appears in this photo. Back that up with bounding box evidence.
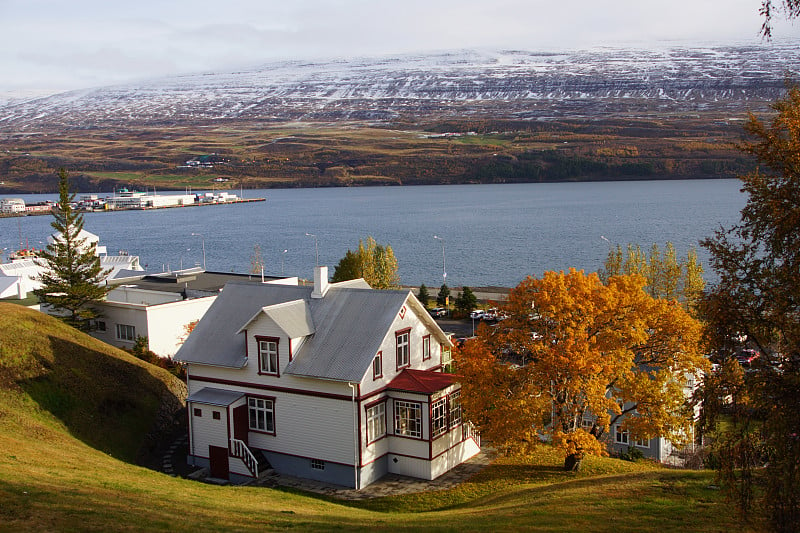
[457,269,706,470]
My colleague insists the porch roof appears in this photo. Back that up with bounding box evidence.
[186,387,244,406]
[387,369,458,395]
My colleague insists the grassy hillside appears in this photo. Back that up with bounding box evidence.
[0,304,762,531]
[0,118,752,194]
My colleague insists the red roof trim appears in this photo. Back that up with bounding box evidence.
[387,369,457,394]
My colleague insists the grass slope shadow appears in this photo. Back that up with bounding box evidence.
[19,334,185,463]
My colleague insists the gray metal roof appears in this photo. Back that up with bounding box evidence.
[265,300,315,338]
[175,279,449,383]
[285,288,411,381]
[186,387,245,406]
[175,282,313,368]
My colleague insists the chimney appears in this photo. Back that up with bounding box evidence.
[311,266,329,299]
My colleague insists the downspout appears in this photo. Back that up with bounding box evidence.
[348,382,359,490]
[186,364,194,457]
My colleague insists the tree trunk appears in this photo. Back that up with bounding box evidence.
[564,453,583,471]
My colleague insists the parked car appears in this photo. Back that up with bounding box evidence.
[429,307,447,317]
[483,308,498,321]
[469,310,485,320]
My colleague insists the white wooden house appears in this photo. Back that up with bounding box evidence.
[174,267,480,487]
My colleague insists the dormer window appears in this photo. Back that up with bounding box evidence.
[256,336,280,376]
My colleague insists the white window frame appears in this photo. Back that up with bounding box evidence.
[396,330,410,369]
[259,339,279,375]
[116,323,136,341]
[449,390,462,428]
[372,352,382,380]
[422,335,431,360]
[366,402,386,443]
[431,398,448,438]
[248,397,275,433]
[311,459,325,470]
[635,437,650,449]
[615,426,629,445]
[394,400,421,438]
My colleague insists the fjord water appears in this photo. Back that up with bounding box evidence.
[1,180,745,288]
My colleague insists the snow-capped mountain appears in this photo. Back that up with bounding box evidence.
[1,45,798,130]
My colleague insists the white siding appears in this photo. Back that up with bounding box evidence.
[189,405,229,459]
[187,362,357,466]
[431,439,481,479]
[89,295,216,357]
[248,393,356,465]
[387,454,434,479]
[360,299,447,396]
[144,296,216,357]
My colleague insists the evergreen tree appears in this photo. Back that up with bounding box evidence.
[34,169,111,330]
[417,284,430,307]
[436,283,450,307]
[455,286,477,314]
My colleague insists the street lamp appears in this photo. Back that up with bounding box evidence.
[433,235,447,286]
[305,233,318,267]
[191,233,206,270]
[281,249,288,275]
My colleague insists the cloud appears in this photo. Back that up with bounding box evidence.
[0,0,795,93]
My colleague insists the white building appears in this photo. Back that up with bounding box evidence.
[91,285,217,358]
[0,198,26,214]
[0,229,142,300]
[106,190,195,209]
[175,267,481,487]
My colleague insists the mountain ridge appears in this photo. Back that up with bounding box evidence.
[2,44,798,131]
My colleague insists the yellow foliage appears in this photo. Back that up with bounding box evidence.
[472,269,707,464]
[552,429,607,459]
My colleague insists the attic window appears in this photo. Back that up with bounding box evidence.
[256,336,280,376]
[373,352,383,380]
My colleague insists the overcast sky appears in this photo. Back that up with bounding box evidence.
[1,0,797,96]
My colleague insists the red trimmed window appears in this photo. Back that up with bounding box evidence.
[394,400,422,438]
[248,397,275,433]
[256,336,279,376]
[422,335,431,360]
[373,352,383,380]
[449,390,462,428]
[396,329,410,369]
[366,401,386,443]
[431,398,447,438]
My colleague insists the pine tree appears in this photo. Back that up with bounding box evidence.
[455,286,477,315]
[417,284,430,307]
[437,284,450,307]
[34,169,111,330]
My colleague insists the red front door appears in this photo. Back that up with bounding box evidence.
[209,445,229,480]
[233,405,249,446]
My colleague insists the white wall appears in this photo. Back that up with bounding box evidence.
[91,295,216,357]
[145,296,216,357]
